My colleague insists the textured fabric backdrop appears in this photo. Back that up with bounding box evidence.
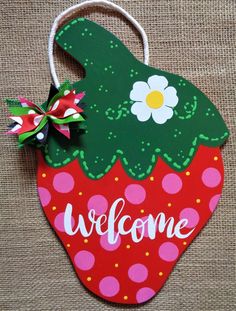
[0,1,235,310]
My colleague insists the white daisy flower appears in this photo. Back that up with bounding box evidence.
[130,75,179,124]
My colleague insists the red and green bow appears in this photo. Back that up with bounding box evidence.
[8,88,85,145]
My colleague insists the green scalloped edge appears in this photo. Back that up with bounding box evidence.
[43,131,228,180]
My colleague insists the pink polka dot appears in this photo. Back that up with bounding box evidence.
[202,167,221,188]
[158,242,179,262]
[162,174,182,194]
[87,195,108,215]
[100,233,121,251]
[209,194,221,212]
[53,172,74,193]
[124,184,146,205]
[38,187,51,207]
[74,250,95,271]
[54,212,75,232]
[136,287,155,303]
[128,263,148,283]
[137,216,149,238]
[179,208,200,228]
[99,276,120,297]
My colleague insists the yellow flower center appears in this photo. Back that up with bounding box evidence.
[146,91,164,109]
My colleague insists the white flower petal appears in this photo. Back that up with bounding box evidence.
[151,106,174,124]
[163,86,179,108]
[147,75,168,91]
[137,109,152,122]
[131,102,151,122]
[130,81,150,102]
[131,101,145,115]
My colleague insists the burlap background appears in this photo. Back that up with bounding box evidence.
[0,1,235,310]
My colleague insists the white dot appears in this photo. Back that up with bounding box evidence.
[64,108,77,117]
[36,132,44,140]
[28,109,35,114]
[11,116,23,125]
[64,90,70,96]
[11,124,22,132]
[73,113,81,119]
[21,102,29,107]
[33,115,43,126]
[51,100,60,111]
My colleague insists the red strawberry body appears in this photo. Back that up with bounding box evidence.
[37,145,223,304]
[5,14,229,307]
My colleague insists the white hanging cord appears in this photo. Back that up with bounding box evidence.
[48,0,150,88]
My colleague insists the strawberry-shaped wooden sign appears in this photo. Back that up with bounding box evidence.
[6,4,229,306]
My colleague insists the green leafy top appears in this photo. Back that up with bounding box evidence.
[7,18,229,179]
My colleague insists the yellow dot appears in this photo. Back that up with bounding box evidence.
[114,263,119,268]
[66,243,71,248]
[214,156,218,161]
[84,239,88,244]
[167,203,172,207]
[145,252,150,257]
[186,171,191,176]
[114,177,119,182]
[183,241,187,246]
[146,91,164,109]
[123,295,128,301]
[52,206,57,211]
[150,176,155,181]
[42,173,46,178]
[158,272,163,276]
[196,198,201,204]
[140,209,145,214]
[126,244,131,249]
[78,191,83,196]
[87,277,92,282]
